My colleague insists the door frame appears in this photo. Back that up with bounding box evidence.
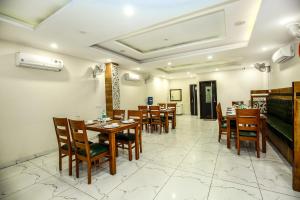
[199,80,217,119]
[189,84,198,116]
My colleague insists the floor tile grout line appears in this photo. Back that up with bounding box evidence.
[206,140,221,200]
[152,134,203,200]
[249,147,264,200]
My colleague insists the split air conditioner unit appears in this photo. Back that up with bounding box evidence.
[16,52,64,71]
[272,44,295,64]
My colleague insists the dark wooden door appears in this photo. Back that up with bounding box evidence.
[190,84,198,115]
[199,81,217,119]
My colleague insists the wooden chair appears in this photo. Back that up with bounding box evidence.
[138,105,149,131]
[236,109,260,158]
[150,110,163,133]
[113,109,125,120]
[116,110,142,160]
[53,117,74,176]
[158,103,166,109]
[149,105,160,111]
[216,104,227,142]
[68,119,109,184]
[167,103,177,126]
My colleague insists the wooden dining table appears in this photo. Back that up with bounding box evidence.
[226,111,267,153]
[86,120,139,175]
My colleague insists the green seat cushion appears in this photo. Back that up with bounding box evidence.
[61,143,75,152]
[78,143,108,158]
[239,130,257,137]
[221,122,227,128]
[266,115,293,142]
[116,133,135,141]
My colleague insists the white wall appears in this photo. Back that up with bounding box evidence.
[269,41,300,89]
[0,40,105,167]
[119,69,147,110]
[168,68,268,114]
[146,77,169,105]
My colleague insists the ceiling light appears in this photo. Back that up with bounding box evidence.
[215,68,219,71]
[123,5,135,17]
[50,43,58,49]
[106,58,112,62]
[167,62,172,66]
[207,55,213,60]
[162,75,166,78]
[136,67,140,70]
[279,17,296,26]
[262,47,267,51]
[187,72,190,74]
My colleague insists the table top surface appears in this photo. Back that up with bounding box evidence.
[86,120,139,133]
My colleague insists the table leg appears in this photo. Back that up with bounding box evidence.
[227,118,231,149]
[172,111,176,129]
[109,133,116,175]
[261,119,267,153]
[135,125,140,160]
[165,112,169,133]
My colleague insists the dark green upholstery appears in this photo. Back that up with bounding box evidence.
[239,130,257,137]
[61,143,75,152]
[116,133,135,141]
[221,122,227,128]
[266,114,293,142]
[267,98,293,124]
[78,143,108,158]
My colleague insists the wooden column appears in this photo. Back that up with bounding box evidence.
[105,63,113,118]
[293,81,300,191]
[105,62,120,118]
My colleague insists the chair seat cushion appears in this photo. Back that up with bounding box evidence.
[61,143,75,152]
[239,130,257,137]
[116,133,135,141]
[221,122,227,128]
[78,143,108,158]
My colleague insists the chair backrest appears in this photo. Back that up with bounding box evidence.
[167,103,177,115]
[138,105,147,110]
[128,110,142,128]
[236,109,260,133]
[113,109,125,120]
[149,105,160,111]
[68,119,90,158]
[216,103,223,128]
[150,110,161,120]
[53,117,72,152]
[158,103,166,109]
[232,101,244,107]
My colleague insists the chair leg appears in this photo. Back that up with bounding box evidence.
[256,140,260,158]
[75,157,79,178]
[237,139,240,155]
[139,133,142,153]
[116,142,119,157]
[87,161,92,184]
[59,153,62,171]
[218,131,221,142]
[68,154,72,176]
[160,124,162,134]
[128,142,132,161]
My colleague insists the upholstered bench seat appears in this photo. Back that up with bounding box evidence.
[266,115,293,142]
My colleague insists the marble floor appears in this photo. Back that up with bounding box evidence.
[1,115,300,200]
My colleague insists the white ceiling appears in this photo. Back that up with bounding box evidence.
[0,0,299,77]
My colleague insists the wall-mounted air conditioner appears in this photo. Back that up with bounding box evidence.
[124,73,142,81]
[16,52,64,71]
[272,44,295,64]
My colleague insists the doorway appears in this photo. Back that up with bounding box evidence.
[199,80,217,119]
[189,84,198,115]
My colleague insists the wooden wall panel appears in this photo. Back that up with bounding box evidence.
[293,81,300,191]
[105,63,113,118]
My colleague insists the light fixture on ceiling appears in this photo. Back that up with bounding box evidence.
[136,67,141,70]
[93,64,106,78]
[215,68,219,71]
[207,55,213,60]
[106,58,112,62]
[167,62,172,66]
[262,47,267,51]
[50,43,58,49]
[162,75,166,78]
[279,17,296,26]
[123,5,135,17]
[287,22,300,39]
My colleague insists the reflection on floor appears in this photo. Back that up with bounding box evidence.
[1,115,300,200]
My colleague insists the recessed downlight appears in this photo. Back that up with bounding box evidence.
[262,47,267,51]
[106,58,112,62]
[207,55,213,60]
[136,67,141,70]
[167,62,172,66]
[123,5,135,17]
[215,68,219,71]
[50,43,58,49]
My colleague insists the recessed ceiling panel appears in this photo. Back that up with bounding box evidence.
[0,0,70,27]
[116,10,225,53]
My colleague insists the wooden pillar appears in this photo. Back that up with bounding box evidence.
[105,63,120,118]
[293,81,300,191]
